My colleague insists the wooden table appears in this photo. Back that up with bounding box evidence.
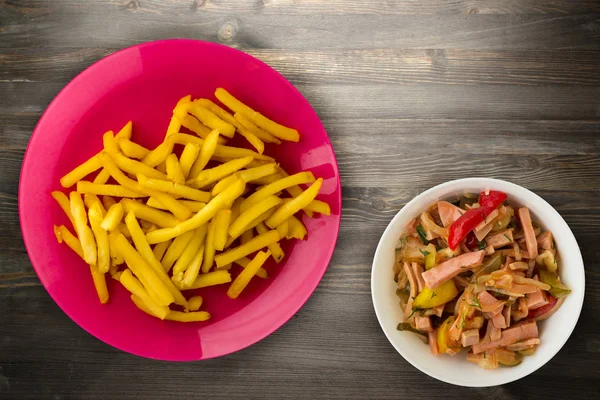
[1,1,599,398]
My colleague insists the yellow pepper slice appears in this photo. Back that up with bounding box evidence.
[412,279,459,309]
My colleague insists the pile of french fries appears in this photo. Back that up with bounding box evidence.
[52,88,331,322]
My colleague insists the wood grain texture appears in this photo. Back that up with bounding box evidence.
[1,2,600,50]
[3,48,600,86]
[1,0,599,399]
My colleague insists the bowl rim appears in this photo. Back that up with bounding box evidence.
[18,39,342,360]
[370,177,585,386]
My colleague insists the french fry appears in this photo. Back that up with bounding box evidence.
[169,133,270,164]
[237,163,278,183]
[102,130,119,153]
[250,173,280,186]
[237,126,265,154]
[179,143,201,179]
[118,222,132,238]
[230,196,244,222]
[256,222,284,263]
[192,156,253,189]
[125,212,188,307]
[152,239,171,262]
[164,95,191,141]
[120,270,169,319]
[229,195,282,238]
[118,138,149,159]
[277,168,313,217]
[89,204,110,273]
[213,209,231,251]
[141,141,175,168]
[174,107,213,139]
[108,231,125,266]
[54,225,84,259]
[69,192,97,265]
[93,168,112,184]
[173,225,208,276]
[173,270,231,290]
[240,228,254,245]
[112,152,170,181]
[215,229,280,268]
[90,264,110,304]
[275,219,289,239]
[213,145,273,162]
[187,102,235,138]
[109,263,121,280]
[216,263,232,271]
[115,120,133,140]
[287,215,307,240]
[101,195,117,210]
[137,174,210,203]
[77,181,146,198]
[101,203,124,231]
[156,160,167,174]
[211,174,238,196]
[161,230,195,272]
[165,154,185,184]
[130,294,157,317]
[202,217,218,273]
[233,112,281,144]
[141,221,158,233]
[60,155,102,188]
[99,152,192,220]
[83,193,105,215]
[304,199,331,216]
[215,88,299,142]
[146,197,206,213]
[189,129,220,178]
[234,257,268,279]
[51,191,76,228]
[196,98,238,126]
[168,133,204,147]
[186,295,203,311]
[227,251,271,299]
[181,245,204,289]
[266,178,322,228]
[113,233,175,306]
[241,172,315,212]
[166,310,211,322]
[146,178,245,244]
[121,198,179,228]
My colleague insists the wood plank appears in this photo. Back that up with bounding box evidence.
[2,82,599,121]
[298,84,600,121]
[206,0,600,15]
[3,0,600,16]
[0,285,598,399]
[3,48,600,86]
[1,10,599,50]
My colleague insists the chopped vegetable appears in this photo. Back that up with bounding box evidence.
[412,279,459,309]
[478,190,507,209]
[392,189,570,369]
[448,206,494,250]
[416,224,429,245]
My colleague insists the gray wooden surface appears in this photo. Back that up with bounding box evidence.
[1,1,600,399]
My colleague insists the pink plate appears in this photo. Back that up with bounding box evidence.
[19,39,341,361]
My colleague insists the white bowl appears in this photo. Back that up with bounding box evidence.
[371,178,585,387]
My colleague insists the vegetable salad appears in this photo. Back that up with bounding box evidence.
[393,190,570,369]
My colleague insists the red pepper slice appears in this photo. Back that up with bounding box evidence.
[448,206,493,250]
[478,190,507,209]
[527,295,558,319]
